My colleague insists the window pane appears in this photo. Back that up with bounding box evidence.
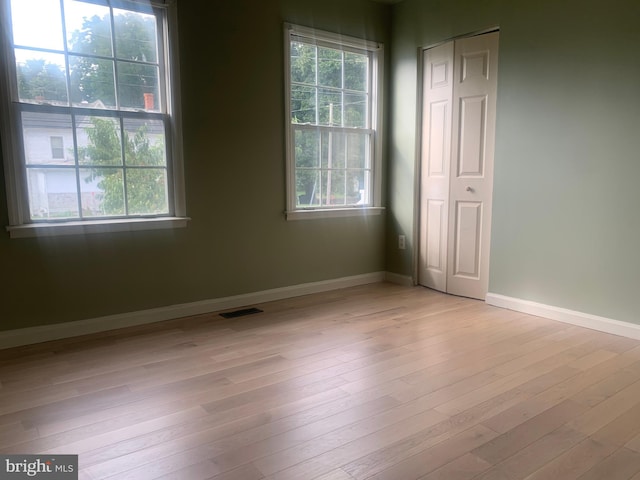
[291,85,316,124]
[290,42,316,85]
[64,0,112,56]
[321,170,347,206]
[320,131,346,169]
[117,62,159,110]
[344,93,367,128]
[114,9,158,63]
[347,171,366,205]
[69,55,116,108]
[123,118,166,166]
[346,132,369,169]
[318,47,342,89]
[294,129,320,169]
[27,167,79,219]
[11,0,63,50]
[22,112,73,165]
[295,169,319,206]
[294,128,320,204]
[15,50,68,105]
[80,167,125,217]
[344,52,368,92]
[126,168,168,215]
[318,89,341,126]
[76,116,123,166]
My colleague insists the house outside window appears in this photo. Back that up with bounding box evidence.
[284,24,384,220]
[0,0,186,237]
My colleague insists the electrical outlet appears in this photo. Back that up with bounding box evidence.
[398,235,406,250]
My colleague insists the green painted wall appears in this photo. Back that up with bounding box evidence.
[0,0,390,331]
[388,0,640,323]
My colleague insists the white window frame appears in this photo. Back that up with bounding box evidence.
[50,136,64,159]
[284,23,384,220]
[0,0,188,238]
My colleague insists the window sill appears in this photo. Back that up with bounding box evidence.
[6,216,191,239]
[285,207,385,221]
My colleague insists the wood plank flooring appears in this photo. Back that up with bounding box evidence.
[2,283,640,479]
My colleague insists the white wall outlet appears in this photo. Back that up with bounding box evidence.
[398,235,406,250]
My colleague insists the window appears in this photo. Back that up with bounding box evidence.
[0,0,186,237]
[50,136,64,159]
[284,24,384,220]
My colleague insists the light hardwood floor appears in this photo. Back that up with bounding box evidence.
[3,283,640,479]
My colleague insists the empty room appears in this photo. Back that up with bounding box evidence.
[2,0,640,478]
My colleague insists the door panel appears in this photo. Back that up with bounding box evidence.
[461,51,489,81]
[428,101,449,177]
[453,201,482,278]
[426,199,446,271]
[457,95,487,177]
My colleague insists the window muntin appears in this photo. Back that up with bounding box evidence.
[286,25,382,214]
[2,0,180,226]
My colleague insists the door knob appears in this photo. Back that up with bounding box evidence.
[466,186,473,192]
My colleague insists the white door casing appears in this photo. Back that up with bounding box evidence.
[419,32,499,300]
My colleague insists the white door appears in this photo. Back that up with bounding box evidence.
[419,32,499,300]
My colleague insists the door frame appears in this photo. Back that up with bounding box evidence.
[412,27,500,289]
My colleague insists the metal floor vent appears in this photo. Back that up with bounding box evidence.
[219,307,264,319]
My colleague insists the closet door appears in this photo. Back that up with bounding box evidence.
[419,32,499,300]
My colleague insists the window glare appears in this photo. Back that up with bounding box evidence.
[10,0,64,50]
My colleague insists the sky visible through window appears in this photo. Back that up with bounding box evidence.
[11,0,100,49]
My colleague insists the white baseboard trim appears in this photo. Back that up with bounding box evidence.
[486,292,640,341]
[1,272,386,350]
[384,272,414,287]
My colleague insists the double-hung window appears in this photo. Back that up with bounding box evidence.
[284,24,384,220]
[0,0,186,237]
